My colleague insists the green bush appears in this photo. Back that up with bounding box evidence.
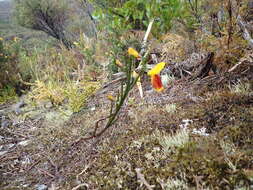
[91,0,185,36]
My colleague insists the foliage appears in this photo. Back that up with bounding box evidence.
[177,0,204,31]
[106,34,141,76]
[229,80,251,95]
[91,0,185,37]
[28,80,65,106]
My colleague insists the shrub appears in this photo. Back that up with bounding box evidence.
[14,0,73,49]
[91,0,185,37]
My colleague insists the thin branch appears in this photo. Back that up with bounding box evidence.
[72,116,110,145]
[141,18,154,55]
[37,168,55,178]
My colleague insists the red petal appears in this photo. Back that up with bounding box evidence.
[151,74,164,92]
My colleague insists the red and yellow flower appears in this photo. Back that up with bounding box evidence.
[148,62,166,92]
[127,47,166,92]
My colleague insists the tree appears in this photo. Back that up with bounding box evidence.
[14,0,73,49]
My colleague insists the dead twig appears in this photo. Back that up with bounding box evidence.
[141,18,154,55]
[37,167,55,178]
[228,62,244,72]
[71,183,89,190]
[72,116,110,146]
[135,168,155,190]
[76,159,96,182]
[26,159,41,172]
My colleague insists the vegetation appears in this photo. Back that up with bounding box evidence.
[0,0,253,189]
[91,0,185,35]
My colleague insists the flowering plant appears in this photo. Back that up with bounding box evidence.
[73,47,166,143]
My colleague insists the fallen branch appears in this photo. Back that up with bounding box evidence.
[165,52,216,80]
[95,76,126,96]
[229,52,253,72]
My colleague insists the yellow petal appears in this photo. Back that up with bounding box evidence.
[107,95,115,101]
[115,59,123,67]
[128,47,141,58]
[148,62,166,76]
